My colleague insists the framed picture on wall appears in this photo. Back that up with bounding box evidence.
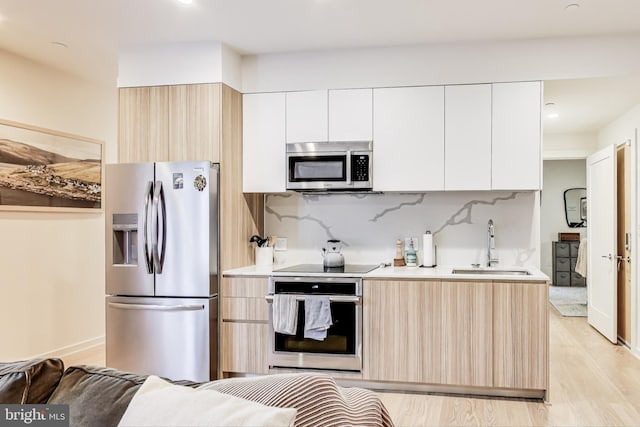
[0,119,103,212]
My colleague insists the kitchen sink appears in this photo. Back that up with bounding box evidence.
[451,268,531,276]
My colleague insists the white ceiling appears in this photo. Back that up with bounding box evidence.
[1,0,640,134]
[544,73,640,134]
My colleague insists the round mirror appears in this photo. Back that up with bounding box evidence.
[564,188,586,227]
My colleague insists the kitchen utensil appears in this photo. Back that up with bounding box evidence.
[321,239,345,268]
[249,235,269,247]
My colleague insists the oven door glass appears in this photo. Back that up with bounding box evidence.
[274,300,356,355]
[289,155,347,182]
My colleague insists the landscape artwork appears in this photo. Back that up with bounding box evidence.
[0,119,103,211]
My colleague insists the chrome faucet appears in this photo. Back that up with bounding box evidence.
[487,219,499,267]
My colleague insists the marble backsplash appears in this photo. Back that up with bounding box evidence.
[265,191,540,268]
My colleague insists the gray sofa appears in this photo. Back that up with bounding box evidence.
[0,358,394,427]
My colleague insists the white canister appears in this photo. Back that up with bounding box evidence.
[255,246,274,266]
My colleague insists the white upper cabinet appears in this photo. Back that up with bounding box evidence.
[242,92,286,193]
[328,89,373,141]
[491,82,542,190]
[373,86,445,192]
[444,84,492,191]
[286,90,328,143]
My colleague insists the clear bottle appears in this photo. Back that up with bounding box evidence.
[405,239,417,267]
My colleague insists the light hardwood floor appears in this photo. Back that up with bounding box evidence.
[57,305,640,426]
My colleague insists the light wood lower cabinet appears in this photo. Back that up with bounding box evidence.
[363,279,548,393]
[363,279,442,383]
[493,282,548,390]
[221,322,269,375]
[220,277,269,376]
[442,281,493,387]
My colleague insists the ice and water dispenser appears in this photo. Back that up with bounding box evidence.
[112,213,138,265]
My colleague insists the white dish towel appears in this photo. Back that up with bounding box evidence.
[304,295,332,341]
[575,238,588,278]
[272,294,298,335]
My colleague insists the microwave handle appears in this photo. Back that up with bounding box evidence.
[346,150,352,185]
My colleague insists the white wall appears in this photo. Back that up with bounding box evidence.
[265,191,540,269]
[118,41,242,90]
[540,160,587,278]
[242,35,640,93]
[543,132,598,160]
[598,103,640,148]
[0,50,117,360]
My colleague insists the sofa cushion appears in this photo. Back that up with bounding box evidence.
[0,358,64,404]
[198,373,394,427]
[47,365,149,427]
[47,365,394,427]
[119,375,297,427]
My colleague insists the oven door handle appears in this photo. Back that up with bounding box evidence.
[265,295,361,304]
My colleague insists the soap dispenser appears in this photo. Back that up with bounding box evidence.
[405,239,417,267]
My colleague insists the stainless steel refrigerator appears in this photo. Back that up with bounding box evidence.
[105,161,218,382]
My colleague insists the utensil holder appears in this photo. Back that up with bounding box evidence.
[255,247,274,266]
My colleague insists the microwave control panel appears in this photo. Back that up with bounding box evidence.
[351,155,370,182]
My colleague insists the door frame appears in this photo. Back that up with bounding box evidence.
[632,130,640,359]
[616,138,638,354]
[614,135,638,358]
[617,141,635,347]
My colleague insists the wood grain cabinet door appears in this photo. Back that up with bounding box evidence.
[441,281,493,387]
[363,280,442,384]
[493,282,548,390]
[220,277,270,376]
[118,86,170,162]
[168,83,221,163]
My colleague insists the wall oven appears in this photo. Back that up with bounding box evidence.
[286,141,372,191]
[266,276,362,371]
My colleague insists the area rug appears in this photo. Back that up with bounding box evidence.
[549,285,587,317]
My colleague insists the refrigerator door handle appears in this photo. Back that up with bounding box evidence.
[152,181,167,274]
[143,181,154,274]
[108,302,205,312]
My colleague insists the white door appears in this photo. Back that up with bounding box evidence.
[587,144,617,343]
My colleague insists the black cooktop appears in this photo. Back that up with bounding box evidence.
[273,263,379,274]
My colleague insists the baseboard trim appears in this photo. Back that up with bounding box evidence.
[34,336,105,360]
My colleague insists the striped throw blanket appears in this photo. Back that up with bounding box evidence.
[197,373,394,427]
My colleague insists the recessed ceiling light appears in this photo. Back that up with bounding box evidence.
[545,102,559,119]
[177,0,193,4]
[51,41,69,49]
[565,3,580,13]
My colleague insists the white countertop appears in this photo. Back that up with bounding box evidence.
[223,264,550,282]
[365,265,549,281]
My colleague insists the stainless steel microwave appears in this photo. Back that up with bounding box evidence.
[286,141,373,191]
